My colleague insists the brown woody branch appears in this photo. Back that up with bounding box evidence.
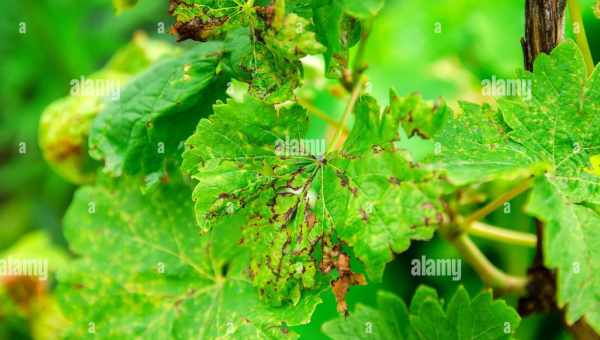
[521,0,567,71]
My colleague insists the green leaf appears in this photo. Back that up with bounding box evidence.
[88,41,227,187]
[321,291,411,340]
[312,0,361,78]
[323,286,521,340]
[182,90,443,310]
[58,176,321,339]
[526,178,600,333]
[223,25,310,103]
[264,13,325,60]
[39,34,175,184]
[429,40,600,203]
[390,90,449,140]
[500,41,600,203]
[427,101,534,185]
[312,0,383,78]
[424,40,600,333]
[170,1,324,103]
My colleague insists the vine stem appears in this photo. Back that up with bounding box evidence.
[568,0,595,74]
[351,19,373,83]
[463,177,534,227]
[467,222,537,248]
[297,97,349,135]
[329,78,364,151]
[442,228,528,294]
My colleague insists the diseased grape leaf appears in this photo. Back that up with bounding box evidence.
[526,178,600,334]
[428,40,600,203]
[170,0,324,103]
[57,176,321,339]
[182,89,444,311]
[388,91,449,140]
[322,286,521,340]
[88,41,228,188]
[264,13,325,61]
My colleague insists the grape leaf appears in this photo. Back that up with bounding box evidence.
[39,34,175,184]
[312,0,361,78]
[500,41,600,203]
[389,92,449,140]
[182,89,443,310]
[526,178,600,333]
[57,176,321,339]
[322,290,411,340]
[322,286,521,340]
[426,101,534,185]
[428,40,600,203]
[170,0,324,103]
[312,0,384,78]
[422,40,600,332]
[88,41,228,188]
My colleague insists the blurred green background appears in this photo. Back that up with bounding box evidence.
[0,0,598,339]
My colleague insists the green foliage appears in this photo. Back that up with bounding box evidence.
[182,88,444,308]
[426,40,600,333]
[39,34,175,184]
[58,175,321,339]
[88,41,227,188]
[312,0,362,78]
[429,41,600,203]
[21,0,600,338]
[323,286,521,340]
[170,0,326,102]
[527,178,600,333]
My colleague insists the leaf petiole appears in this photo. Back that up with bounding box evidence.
[297,97,349,135]
[463,177,534,227]
[466,221,537,248]
[568,0,595,75]
[443,228,528,294]
[329,77,365,151]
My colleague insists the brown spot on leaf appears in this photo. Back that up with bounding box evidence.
[320,244,340,274]
[331,252,366,315]
[359,208,369,223]
[47,140,82,162]
[436,212,445,224]
[372,145,383,153]
[422,202,435,210]
[305,210,316,229]
[255,5,276,27]
[171,16,228,42]
[1,276,47,311]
